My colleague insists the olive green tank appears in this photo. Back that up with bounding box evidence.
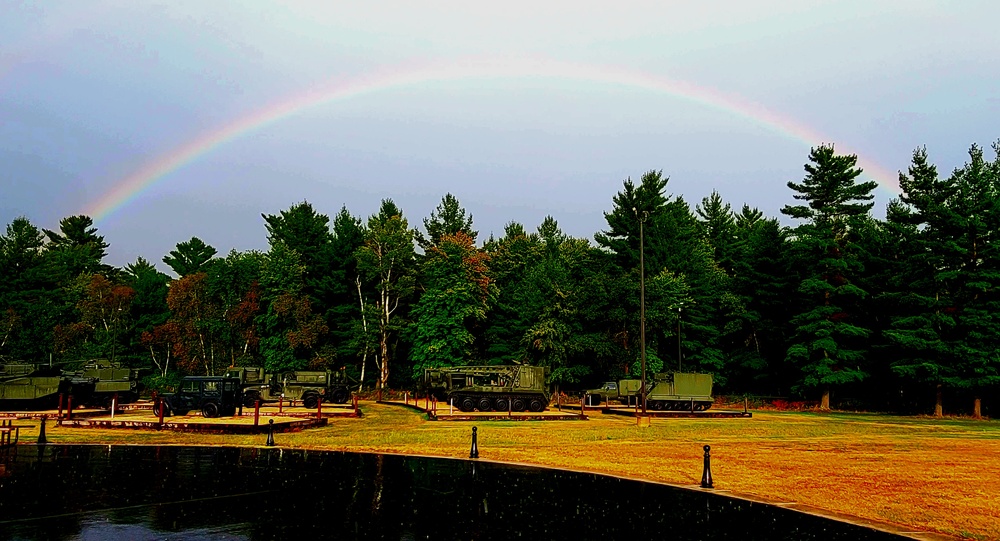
[0,362,64,408]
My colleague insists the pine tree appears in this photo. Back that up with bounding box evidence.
[781,145,879,409]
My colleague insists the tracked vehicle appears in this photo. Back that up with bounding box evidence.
[423,365,550,412]
[0,362,63,408]
[63,359,143,408]
[644,372,714,411]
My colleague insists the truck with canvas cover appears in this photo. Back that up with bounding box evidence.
[423,364,550,412]
[225,366,354,408]
[584,379,643,406]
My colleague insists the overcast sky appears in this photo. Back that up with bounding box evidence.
[2,1,999,271]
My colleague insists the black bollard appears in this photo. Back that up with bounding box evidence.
[701,444,713,488]
[37,415,47,445]
[265,418,275,446]
[469,426,479,459]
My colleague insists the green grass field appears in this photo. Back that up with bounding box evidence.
[9,404,998,540]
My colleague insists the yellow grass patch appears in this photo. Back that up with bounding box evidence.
[10,405,998,540]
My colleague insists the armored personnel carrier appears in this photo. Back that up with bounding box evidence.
[422,365,550,412]
[643,371,714,411]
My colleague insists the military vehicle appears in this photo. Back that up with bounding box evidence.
[644,371,714,411]
[225,366,354,408]
[0,362,64,408]
[63,359,143,408]
[423,365,550,412]
[584,379,643,406]
[161,375,242,417]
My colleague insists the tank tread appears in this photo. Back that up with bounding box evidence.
[448,392,549,413]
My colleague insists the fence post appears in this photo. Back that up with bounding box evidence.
[701,445,714,488]
[36,415,47,445]
[469,426,479,459]
[254,400,261,426]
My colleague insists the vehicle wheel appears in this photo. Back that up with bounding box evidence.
[651,400,665,411]
[243,391,260,408]
[511,398,526,412]
[477,398,493,412]
[303,393,319,409]
[201,402,220,418]
[528,398,545,412]
[459,397,476,412]
[494,397,509,412]
[331,388,349,404]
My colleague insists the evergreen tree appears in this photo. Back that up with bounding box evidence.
[42,215,111,279]
[417,193,477,250]
[162,237,218,277]
[880,148,957,415]
[781,145,879,409]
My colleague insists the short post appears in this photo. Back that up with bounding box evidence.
[744,396,748,414]
[67,395,73,420]
[254,400,261,426]
[557,392,561,411]
[278,397,283,414]
[580,395,585,417]
[432,396,437,415]
[265,419,275,446]
[57,393,64,421]
[469,426,479,459]
[701,445,714,488]
[404,391,408,405]
[317,396,323,419]
[425,394,430,412]
[157,399,165,426]
[449,398,454,416]
[353,394,359,416]
[111,393,118,419]
[36,415,47,445]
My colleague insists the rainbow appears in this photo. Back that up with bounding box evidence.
[83,56,900,222]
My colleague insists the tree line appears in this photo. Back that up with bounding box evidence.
[2,143,998,416]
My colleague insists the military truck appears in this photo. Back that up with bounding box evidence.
[225,366,354,408]
[0,362,64,408]
[644,372,714,411]
[161,375,242,418]
[423,365,550,412]
[584,379,643,406]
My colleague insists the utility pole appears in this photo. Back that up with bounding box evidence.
[634,207,648,414]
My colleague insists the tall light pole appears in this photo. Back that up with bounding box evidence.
[633,207,648,413]
[677,304,683,372]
